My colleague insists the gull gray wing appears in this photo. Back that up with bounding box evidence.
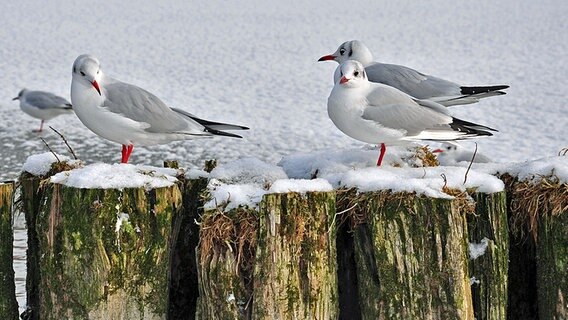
[103,81,207,135]
[26,91,72,109]
[362,85,453,136]
[365,63,461,99]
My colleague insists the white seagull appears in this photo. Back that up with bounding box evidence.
[327,60,497,166]
[13,89,73,132]
[71,54,248,164]
[433,142,492,165]
[319,40,509,106]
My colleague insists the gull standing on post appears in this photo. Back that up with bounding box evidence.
[327,60,497,166]
[13,89,73,132]
[71,54,248,164]
[319,40,509,106]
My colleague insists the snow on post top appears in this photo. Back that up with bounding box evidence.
[23,152,72,176]
[478,156,568,184]
[50,163,178,189]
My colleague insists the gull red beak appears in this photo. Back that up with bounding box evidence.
[91,80,101,96]
[432,149,444,153]
[339,76,349,84]
[318,54,336,62]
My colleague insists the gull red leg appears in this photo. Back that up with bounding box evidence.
[34,120,44,132]
[120,144,134,163]
[376,143,386,166]
[121,145,128,163]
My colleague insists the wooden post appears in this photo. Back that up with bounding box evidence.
[0,181,18,320]
[338,190,474,320]
[537,209,568,319]
[168,177,208,319]
[253,192,338,319]
[196,191,338,320]
[504,175,568,319]
[196,206,258,319]
[20,172,44,320]
[21,170,182,319]
[468,192,508,320]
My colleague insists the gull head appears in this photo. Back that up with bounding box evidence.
[318,40,373,66]
[72,54,103,96]
[336,60,368,88]
[12,88,28,101]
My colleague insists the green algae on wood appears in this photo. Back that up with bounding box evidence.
[468,192,508,320]
[343,191,474,320]
[197,191,338,320]
[0,181,18,320]
[537,202,568,319]
[168,177,208,319]
[30,182,181,319]
[253,192,338,320]
[196,207,257,319]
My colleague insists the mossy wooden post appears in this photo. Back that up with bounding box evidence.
[22,168,182,319]
[197,191,338,320]
[534,180,568,319]
[253,192,338,319]
[168,176,208,319]
[343,191,474,319]
[467,192,508,320]
[197,206,258,319]
[0,181,18,320]
[20,172,44,320]
[537,209,568,319]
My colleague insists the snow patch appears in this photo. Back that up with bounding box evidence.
[475,156,568,184]
[469,238,490,260]
[280,147,504,198]
[50,163,178,189]
[22,152,71,176]
[268,178,333,194]
[210,157,287,185]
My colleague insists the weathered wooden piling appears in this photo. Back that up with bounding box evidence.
[468,192,509,319]
[0,181,19,320]
[504,175,568,319]
[196,191,338,320]
[337,190,475,319]
[21,170,182,319]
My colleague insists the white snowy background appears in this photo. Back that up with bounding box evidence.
[1,0,567,181]
[1,0,567,312]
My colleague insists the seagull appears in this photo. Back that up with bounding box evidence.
[13,89,73,132]
[433,142,492,165]
[319,40,509,106]
[70,54,249,164]
[327,60,497,166]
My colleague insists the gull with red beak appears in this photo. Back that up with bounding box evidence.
[319,40,509,106]
[71,54,248,164]
[327,60,497,166]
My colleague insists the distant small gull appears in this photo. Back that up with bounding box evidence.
[326,60,497,166]
[433,142,492,165]
[13,89,73,132]
[70,54,248,164]
[319,40,509,106]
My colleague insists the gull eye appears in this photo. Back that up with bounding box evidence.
[339,48,346,55]
[97,70,99,74]
[80,71,86,76]
[354,71,359,77]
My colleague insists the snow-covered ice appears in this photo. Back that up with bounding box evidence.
[1,0,567,182]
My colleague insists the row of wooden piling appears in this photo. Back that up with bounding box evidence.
[0,166,567,319]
